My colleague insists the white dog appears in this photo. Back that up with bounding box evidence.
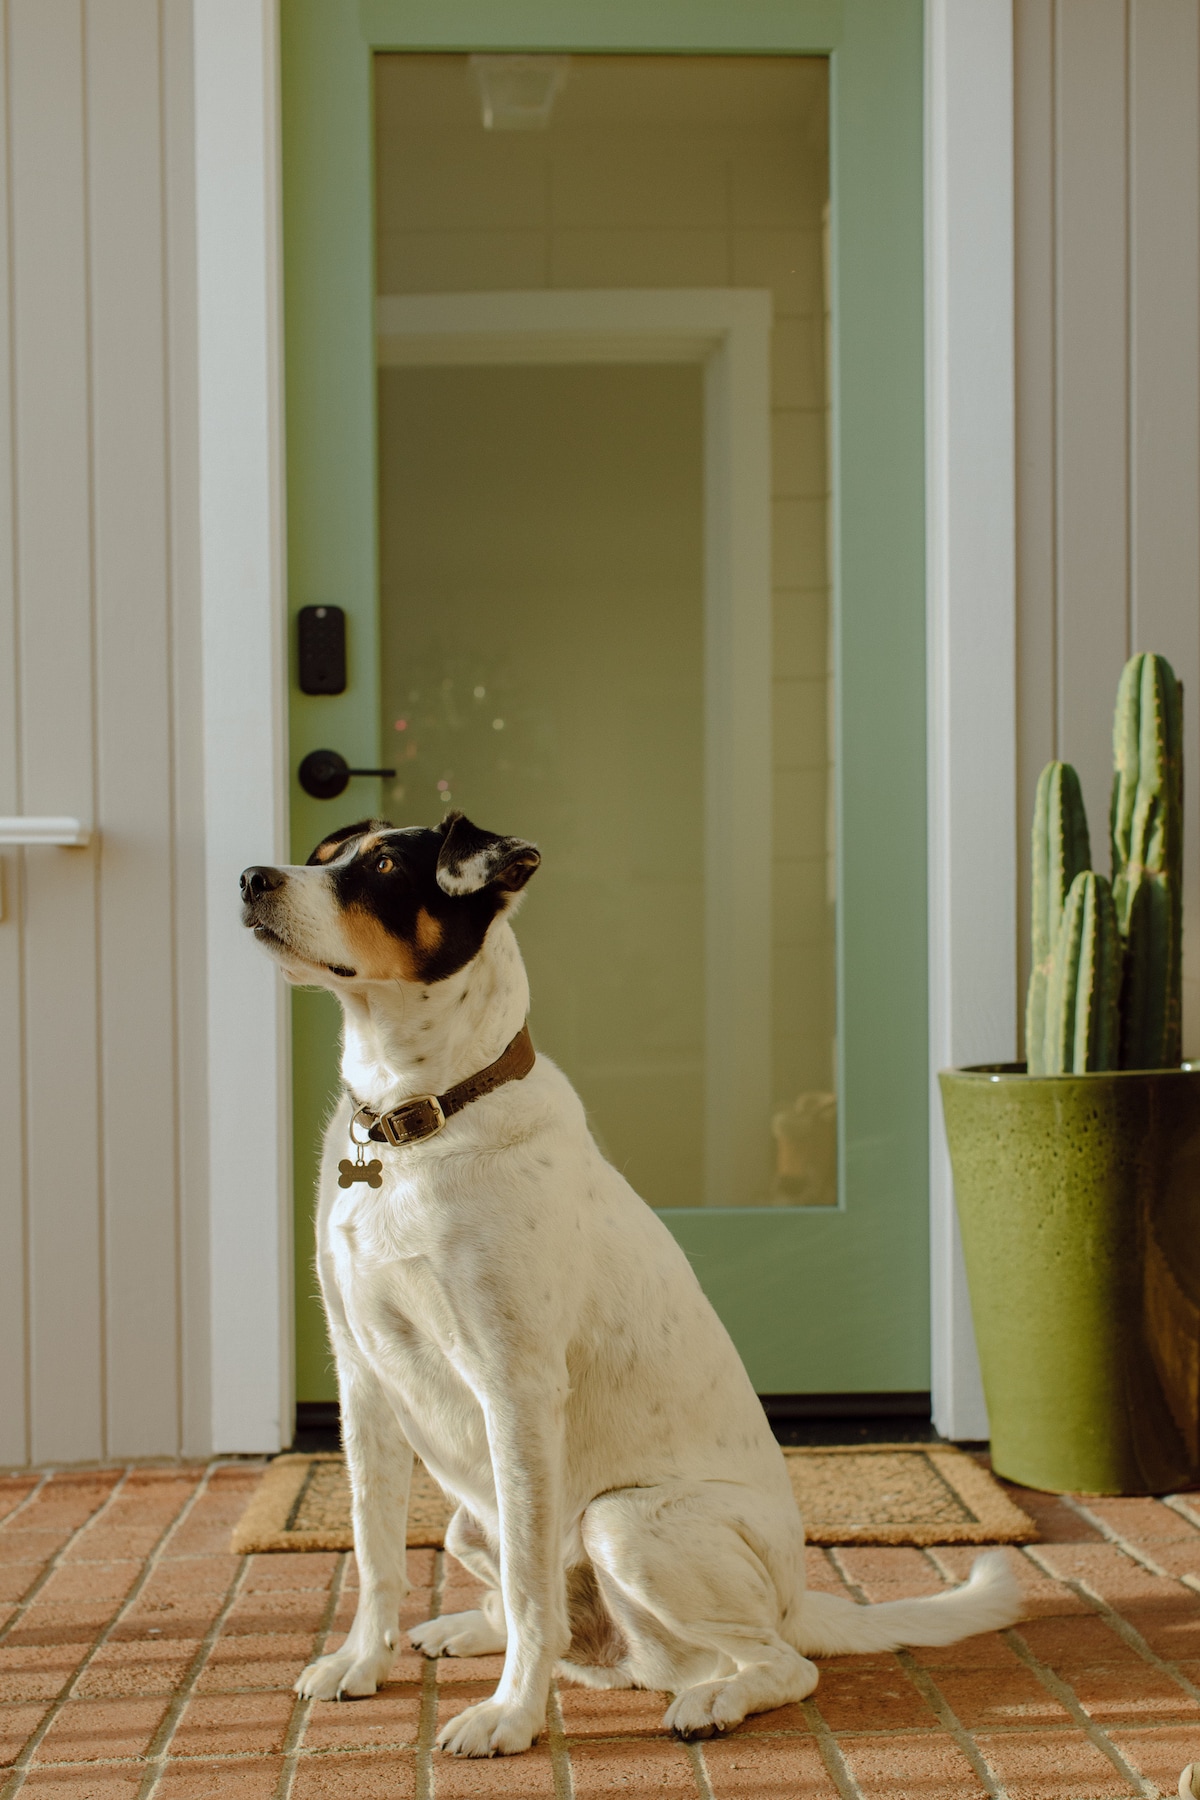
[240,812,1021,1758]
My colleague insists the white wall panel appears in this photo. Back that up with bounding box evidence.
[1014,0,1056,901]
[87,0,181,1459]
[10,0,105,1465]
[0,0,26,1470]
[0,0,209,1464]
[1016,0,1200,1061]
[1127,0,1200,1051]
[1054,0,1131,854]
[163,0,213,1463]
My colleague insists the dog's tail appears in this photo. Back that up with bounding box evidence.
[790,1550,1022,1656]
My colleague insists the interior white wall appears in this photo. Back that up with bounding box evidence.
[0,0,215,1468]
[925,0,1016,1441]
[193,0,292,1452]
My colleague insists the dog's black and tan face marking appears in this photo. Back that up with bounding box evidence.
[239,811,540,987]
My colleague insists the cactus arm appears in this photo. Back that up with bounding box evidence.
[1074,873,1122,1072]
[1043,870,1121,1074]
[1025,976,1048,1077]
[1027,761,1092,1075]
[1120,874,1174,1070]
[1110,652,1183,1068]
[1042,877,1081,1076]
[1110,655,1142,901]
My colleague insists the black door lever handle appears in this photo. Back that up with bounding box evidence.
[298,749,396,800]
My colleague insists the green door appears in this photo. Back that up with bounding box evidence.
[282,0,928,1406]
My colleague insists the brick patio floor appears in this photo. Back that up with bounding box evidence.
[4,1465,1200,1798]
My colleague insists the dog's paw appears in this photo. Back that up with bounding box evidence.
[294,1643,394,1701]
[435,1697,540,1757]
[409,1609,506,1659]
[664,1679,745,1740]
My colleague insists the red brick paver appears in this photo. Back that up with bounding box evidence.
[3,1463,1200,1796]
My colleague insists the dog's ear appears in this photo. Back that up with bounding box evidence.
[306,820,384,866]
[436,811,540,897]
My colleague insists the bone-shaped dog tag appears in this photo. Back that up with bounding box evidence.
[338,1157,383,1189]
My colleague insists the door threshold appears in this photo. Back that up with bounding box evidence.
[761,1391,940,1446]
[292,1393,945,1456]
[290,1400,342,1453]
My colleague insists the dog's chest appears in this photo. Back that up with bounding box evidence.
[324,1179,497,1493]
[326,1170,478,1365]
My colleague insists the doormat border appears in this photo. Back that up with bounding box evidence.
[231,1443,1036,1554]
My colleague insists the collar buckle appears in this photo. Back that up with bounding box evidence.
[376,1093,446,1147]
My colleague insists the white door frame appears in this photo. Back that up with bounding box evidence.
[192,1,1017,1449]
[925,0,1017,1440]
[377,287,773,1208]
[193,0,292,1453]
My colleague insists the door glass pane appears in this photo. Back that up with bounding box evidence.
[374,53,833,1208]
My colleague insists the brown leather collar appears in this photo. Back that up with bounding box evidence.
[349,1022,535,1149]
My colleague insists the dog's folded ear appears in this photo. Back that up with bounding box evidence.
[306,820,386,866]
[436,811,540,897]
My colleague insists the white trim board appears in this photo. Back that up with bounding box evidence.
[193,0,292,1454]
[378,288,773,1208]
[925,0,1017,1440]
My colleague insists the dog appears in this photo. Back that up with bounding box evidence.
[240,810,1021,1758]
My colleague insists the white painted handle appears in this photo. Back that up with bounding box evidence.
[0,816,91,847]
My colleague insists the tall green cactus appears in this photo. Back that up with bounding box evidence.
[1110,652,1183,1070]
[1024,652,1183,1076]
[1026,762,1092,1076]
[1041,870,1122,1074]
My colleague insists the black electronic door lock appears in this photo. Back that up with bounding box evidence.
[297,605,347,694]
[298,750,396,800]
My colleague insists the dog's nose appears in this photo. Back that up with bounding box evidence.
[240,866,285,903]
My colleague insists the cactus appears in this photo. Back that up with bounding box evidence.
[1041,870,1122,1074]
[1024,652,1183,1076]
[1027,762,1092,1075]
[1110,652,1183,1070]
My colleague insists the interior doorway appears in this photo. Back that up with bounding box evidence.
[376,288,801,1220]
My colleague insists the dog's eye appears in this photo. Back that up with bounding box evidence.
[375,854,394,875]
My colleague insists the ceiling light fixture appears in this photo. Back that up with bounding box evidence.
[469,55,569,131]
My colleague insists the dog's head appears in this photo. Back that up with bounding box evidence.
[239,811,540,988]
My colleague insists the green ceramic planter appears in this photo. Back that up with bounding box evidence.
[940,1065,1200,1495]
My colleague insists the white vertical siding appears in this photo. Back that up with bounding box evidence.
[0,0,25,1469]
[90,0,180,1461]
[0,0,209,1464]
[10,0,104,1466]
[1016,0,1200,1056]
[163,0,212,1465]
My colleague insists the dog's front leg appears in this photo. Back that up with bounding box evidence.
[436,1386,569,1757]
[295,1351,413,1701]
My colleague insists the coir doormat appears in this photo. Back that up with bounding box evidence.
[231,1444,1036,1554]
